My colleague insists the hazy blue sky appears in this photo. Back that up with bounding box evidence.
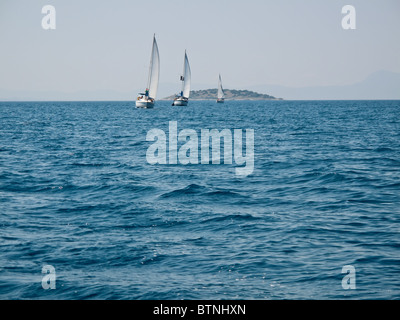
[0,0,399,98]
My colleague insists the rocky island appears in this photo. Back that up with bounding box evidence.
[163,89,282,101]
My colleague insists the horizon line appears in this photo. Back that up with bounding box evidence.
[1,99,400,103]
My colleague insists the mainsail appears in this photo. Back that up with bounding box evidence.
[217,74,225,100]
[181,51,191,98]
[147,35,160,99]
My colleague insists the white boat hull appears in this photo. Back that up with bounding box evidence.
[173,98,188,106]
[136,100,155,108]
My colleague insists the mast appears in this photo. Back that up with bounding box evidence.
[181,50,185,95]
[147,34,160,99]
[182,51,191,98]
[146,35,155,94]
[218,74,225,100]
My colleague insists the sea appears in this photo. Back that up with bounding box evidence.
[0,100,399,300]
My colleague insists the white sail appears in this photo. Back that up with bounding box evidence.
[147,35,160,100]
[217,74,225,100]
[182,51,191,98]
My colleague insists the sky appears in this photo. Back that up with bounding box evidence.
[0,0,399,99]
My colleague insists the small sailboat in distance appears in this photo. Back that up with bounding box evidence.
[136,34,160,109]
[217,74,225,103]
[172,51,191,106]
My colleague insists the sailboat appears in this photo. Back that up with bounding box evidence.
[136,34,160,109]
[172,51,191,106]
[217,74,225,103]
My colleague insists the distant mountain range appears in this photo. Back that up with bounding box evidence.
[0,70,399,101]
[249,70,400,100]
[163,89,281,101]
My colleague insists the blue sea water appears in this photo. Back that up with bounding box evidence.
[0,100,399,300]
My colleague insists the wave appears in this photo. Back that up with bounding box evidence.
[159,184,208,198]
[201,213,260,224]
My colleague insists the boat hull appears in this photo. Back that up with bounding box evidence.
[217,99,224,104]
[172,98,188,106]
[136,100,155,108]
